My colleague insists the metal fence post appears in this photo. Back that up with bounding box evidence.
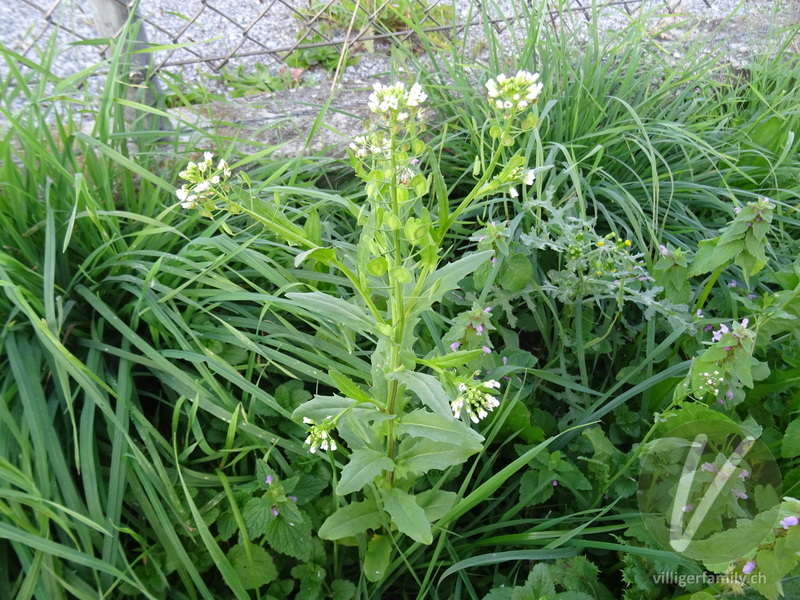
[88,0,166,130]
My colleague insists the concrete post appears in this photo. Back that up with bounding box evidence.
[88,0,166,130]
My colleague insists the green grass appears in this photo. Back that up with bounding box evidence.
[2,0,800,598]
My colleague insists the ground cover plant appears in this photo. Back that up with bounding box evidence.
[2,0,800,599]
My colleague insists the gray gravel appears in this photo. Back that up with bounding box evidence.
[1,0,794,97]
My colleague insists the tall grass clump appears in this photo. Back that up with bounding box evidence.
[3,0,800,599]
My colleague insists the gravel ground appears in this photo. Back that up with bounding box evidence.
[1,0,795,95]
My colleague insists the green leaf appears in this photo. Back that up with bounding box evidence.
[382,488,432,544]
[500,253,533,292]
[364,534,392,582]
[385,370,452,418]
[417,349,485,369]
[291,395,356,423]
[395,438,481,477]
[290,563,326,600]
[688,238,744,277]
[396,409,484,445]
[419,250,494,309]
[781,418,800,458]
[264,512,312,561]
[329,370,373,403]
[331,579,357,600]
[519,470,555,506]
[336,449,395,495]
[318,498,382,540]
[416,489,458,522]
[286,291,376,333]
[229,544,277,590]
[242,495,274,538]
[294,247,336,268]
[526,563,556,597]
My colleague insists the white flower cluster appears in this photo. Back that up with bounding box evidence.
[176,152,232,210]
[302,416,338,453]
[508,166,536,198]
[451,379,501,423]
[485,70,543,114]
[349,132,392,159]
[367,81,427,120]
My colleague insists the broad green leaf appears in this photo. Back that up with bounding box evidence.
[416,489,458,522]
[318,498,382,540]
[285,291,376,333]
[417,349,485,369]
[395,438,480,476]
[688,238,744,277]
[364,534,392,582]
[780,418,800,458]
[336,449,395,496]
[229,544,277,590]
[242,495,274,538]
[383,488,432,544]
[419,250,493,309]
[293,247,336,268]
[329,370,373,403]
[264,512,312,561]
[331,579,357,600]
[526,563,556,597]
[396,409,484,445]
[291,395,356,423]
[500,253,533,292]
[385,370,451,418]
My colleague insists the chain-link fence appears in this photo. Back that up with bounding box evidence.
[6,0,685,79]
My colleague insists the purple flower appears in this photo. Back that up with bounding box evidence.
[726,390,734,400]
[450,341,461,351]
[482,346,491,354]
[712,324,730,342]
[483,306,492,313]
[272,506,279,516]
[682,504,694,513]
[502,356,508,365]
[743,560,756,574]
[475,324,484,334]
[734,207,742,214]
[288,496,297,502]
[780,516,799,529]
[729,280,737,288]
[732,490,748,500]
[738,469,749,480]
[724,346,731,351]
[741,318,749,328]
[701,462,717,473]
[266,475,273,485]
[705,325,713,331]
[659,245,669,256]
[491,256,497,266]
[552,479,558,486]
[696,309,703,317]
[748,294,757,299]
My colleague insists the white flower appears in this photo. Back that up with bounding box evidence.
[509,187,518,198]
[181,194,198,209]
[484,380,501,389]
[522,169,535,185]
[407,82,427,107]
[176,188,189,201]
[195,181,211,193]
[203,151,214,163]
[486,70,543,116]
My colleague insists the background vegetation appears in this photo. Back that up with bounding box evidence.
[1,1,800,598]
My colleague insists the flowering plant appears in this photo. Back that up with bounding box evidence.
[175,74,544,579]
